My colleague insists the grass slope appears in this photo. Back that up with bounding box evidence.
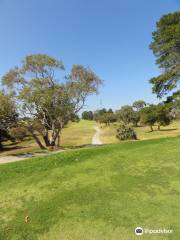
[0,137,180,239]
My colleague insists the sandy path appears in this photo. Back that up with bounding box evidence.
[0,155,27,164]
[0,151,63,164]
[92,126,102,145]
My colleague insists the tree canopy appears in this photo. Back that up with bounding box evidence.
[82,111,94,120]
[140,105,157,131]
[0,92,18,149]
[132,100,146,111]
[140,104,171,131]
[150,12,180,97]
[155,104,171,130]
[116,105,139,126]
[93,108,117,125]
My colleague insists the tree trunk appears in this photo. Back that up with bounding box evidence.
[50,140,56,146]
[0,130,3,151]
[150,125,153,132]
[27,127,46,149]
[50,129,61,147]
[32,133,46,149]
[57,134,61,147]
[43,130,50,147]
[0,139,3,151]
[158,124,160,131]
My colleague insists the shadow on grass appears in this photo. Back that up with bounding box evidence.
[0,145,25,153]
[159,128,177,131]
[64,144,104,150]
[146,128,177,133]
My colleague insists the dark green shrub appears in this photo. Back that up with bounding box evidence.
[116,124,137,141]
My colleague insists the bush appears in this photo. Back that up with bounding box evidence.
[9,127,28,141]
[116,124,137,141]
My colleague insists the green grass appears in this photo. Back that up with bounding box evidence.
[100,121,180,144]
[61,120,95,147]
[0,137,180,239]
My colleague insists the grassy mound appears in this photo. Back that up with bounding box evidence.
[0,137,180,239]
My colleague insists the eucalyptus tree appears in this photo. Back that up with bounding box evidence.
[2,54,102,148]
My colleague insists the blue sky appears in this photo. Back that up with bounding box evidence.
[0,0,179,111]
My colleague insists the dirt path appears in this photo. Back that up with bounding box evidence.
[0,151,64,164]
[0,155,27,164]
[92,126,102,145]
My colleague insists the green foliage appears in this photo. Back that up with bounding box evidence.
[67,65,102,95]
[93,108,107,122]
[82,111,94,120]
[93,108,117,125]
[140,105,157,131]
[140,104,172,131]
[132,100,146,111]
[155,104,172,129]
[164,90,180,119]
[150,12,180,97]
[0,92,18,149]
[0,92,17,129]
[99,113,116,125]
[116,105,140,126]
[116,124,137,140]
[70,113,80,122]
[23,54,64,72]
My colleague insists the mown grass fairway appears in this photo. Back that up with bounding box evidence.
[61,120,95,147]
[0,137,180,239]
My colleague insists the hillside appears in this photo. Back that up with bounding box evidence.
[0,137,180,239]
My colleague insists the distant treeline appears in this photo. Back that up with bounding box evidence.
[82,95,180,131]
